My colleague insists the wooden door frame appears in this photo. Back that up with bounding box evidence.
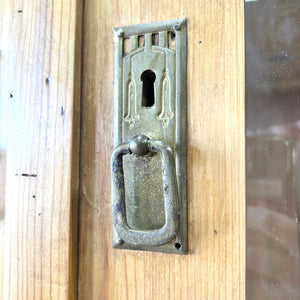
[1,0,245,299]
[0,0,83,298]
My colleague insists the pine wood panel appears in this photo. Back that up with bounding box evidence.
[0,0,82,298]
[0,2,9,296]
[79,0,245,299]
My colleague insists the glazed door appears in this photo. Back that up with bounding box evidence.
[78,1,245,299]
[0,0,245,299]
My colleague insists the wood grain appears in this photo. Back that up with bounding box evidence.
[0,1,10,296]
[0,0,82,298]
[79,0,245,299]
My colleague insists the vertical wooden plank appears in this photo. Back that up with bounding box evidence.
[0,1,10,296]
[0,0,82,298]
[79,0,245,299]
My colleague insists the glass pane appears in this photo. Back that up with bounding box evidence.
[245,1,300,299]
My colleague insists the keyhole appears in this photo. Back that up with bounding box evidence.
[141,70,156,107]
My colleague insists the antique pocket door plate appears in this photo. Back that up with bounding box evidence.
[111,18,187,254]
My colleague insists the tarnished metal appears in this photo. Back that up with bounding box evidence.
[112,18,187,254]
[111,135,179,246]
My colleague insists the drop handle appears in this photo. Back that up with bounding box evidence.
[111,134,179,246]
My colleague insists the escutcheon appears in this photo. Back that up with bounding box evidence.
[111,18,187,254]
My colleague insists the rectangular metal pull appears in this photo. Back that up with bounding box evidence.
[111,18,187,254]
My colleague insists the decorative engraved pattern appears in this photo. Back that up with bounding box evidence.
[113,19,187,254]
[124,75,139,129]
[157,71,174,126]
[122,31,175,129]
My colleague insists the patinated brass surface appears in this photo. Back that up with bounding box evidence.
[111,135,179,246]
[112,18,187,254]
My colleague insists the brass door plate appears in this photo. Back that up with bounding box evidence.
[112,18,187,254]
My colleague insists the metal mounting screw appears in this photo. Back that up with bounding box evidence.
[173,24,181,31]
[114,238,124,245]
[117,29,124,37]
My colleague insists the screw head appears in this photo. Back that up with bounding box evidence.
[129,134,150,156]
[114,238,124,245]
[173,24,181,31]
[117,29,124,37]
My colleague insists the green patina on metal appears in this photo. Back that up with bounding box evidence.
[111,18,187,254]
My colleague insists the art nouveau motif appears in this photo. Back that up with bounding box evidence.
[158,71,174,127]
[113,19,187,254]
[122,31,175,129]
[124,75,139,129]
